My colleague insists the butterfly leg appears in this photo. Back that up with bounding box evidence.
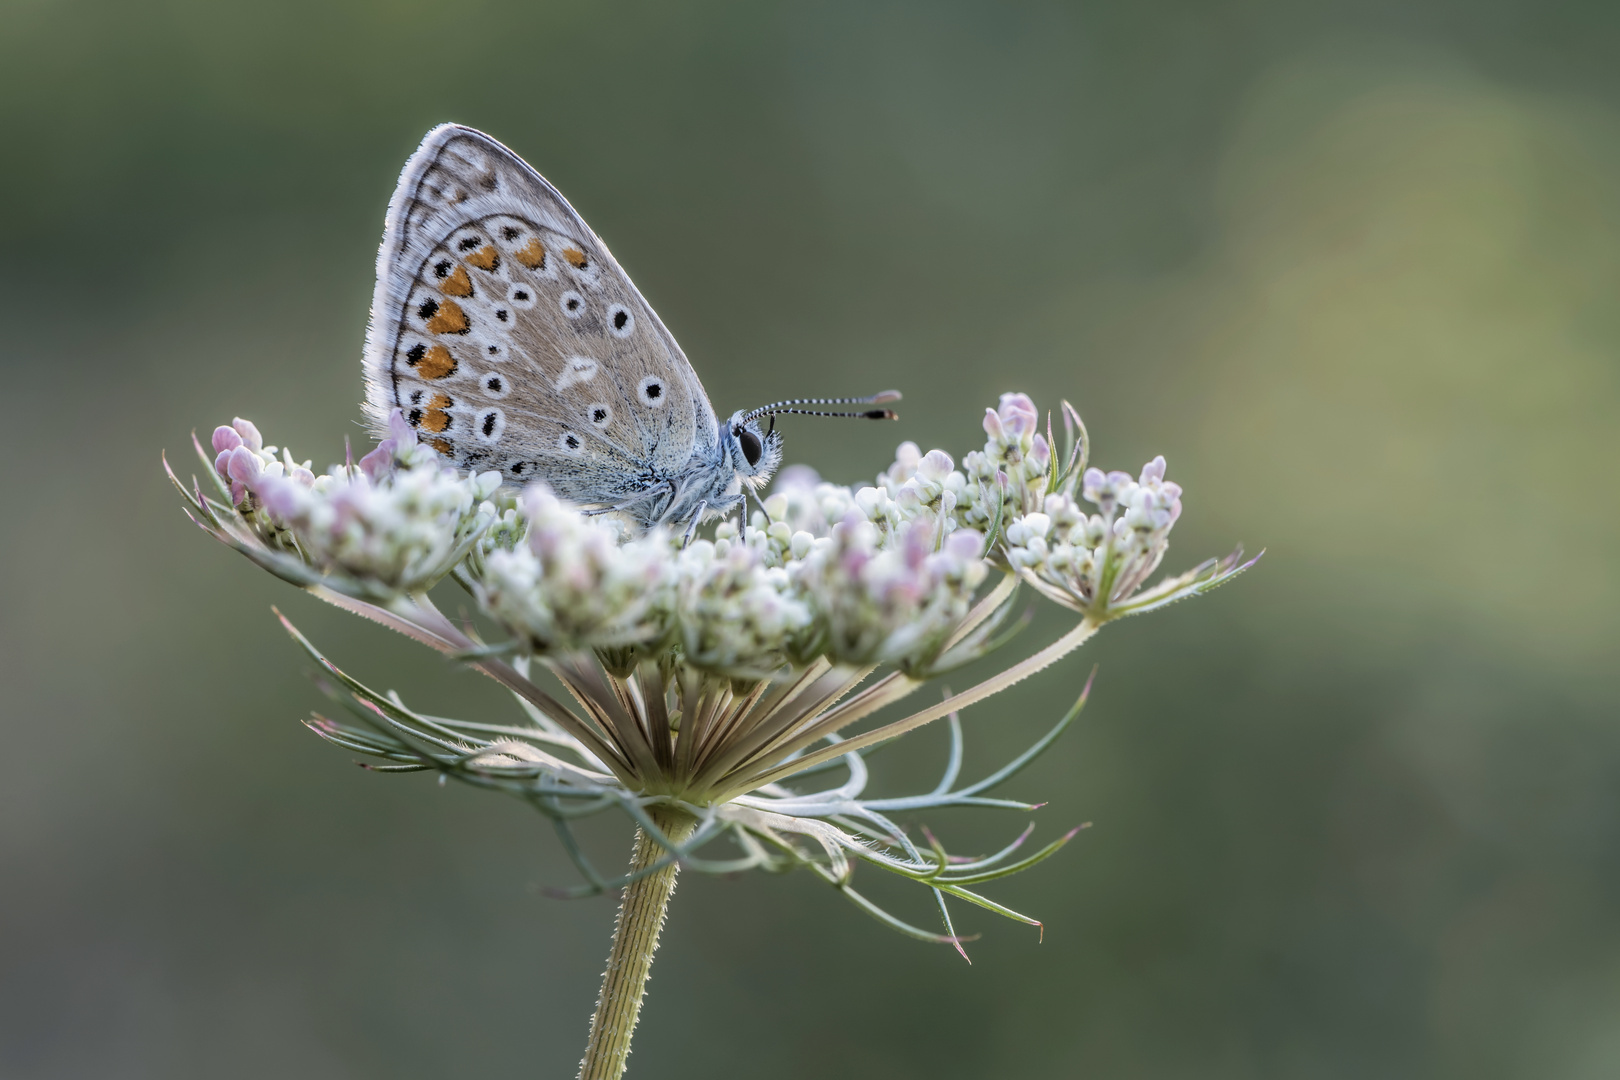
[682,503,708,548]
[745,484,772,527]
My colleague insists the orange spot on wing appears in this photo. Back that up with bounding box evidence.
[426,300,469,334]
[427,437,454,455]
[440,265,472,297]
[465,245,500,271]
[515,237,547,269]
[562,246,588,269]
[422,393,453,433]
[416,345,457,379]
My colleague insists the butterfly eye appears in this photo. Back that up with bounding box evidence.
[737,427,763,468]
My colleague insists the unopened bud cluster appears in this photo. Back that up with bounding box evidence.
[1005,457,1184,616]
[197,391,1237,651]
[957,392,1055,532]
[207,413,499,596]
[477,478,985,678]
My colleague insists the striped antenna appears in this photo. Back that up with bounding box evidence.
[740,390,901,425]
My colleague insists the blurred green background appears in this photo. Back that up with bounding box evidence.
[3,1,1618,1076]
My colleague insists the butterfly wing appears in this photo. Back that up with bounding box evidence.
[363,124,719,506]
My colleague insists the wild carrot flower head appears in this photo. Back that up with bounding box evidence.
[168,390,1256,949]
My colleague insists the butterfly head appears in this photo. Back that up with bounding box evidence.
[721,411,784,488]
[724,390,902,494]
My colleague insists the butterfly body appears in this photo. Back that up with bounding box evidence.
[363,124,785,528]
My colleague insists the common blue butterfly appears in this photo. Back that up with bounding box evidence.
[363,124,897,530]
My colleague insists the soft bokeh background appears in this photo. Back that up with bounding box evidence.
[3,2,1618,1077]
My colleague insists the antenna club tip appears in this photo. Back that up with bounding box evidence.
[871,390,902,403]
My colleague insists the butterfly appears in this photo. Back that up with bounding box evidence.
[363,123,898,532]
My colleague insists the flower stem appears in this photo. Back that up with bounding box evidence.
[577,807,697,1080]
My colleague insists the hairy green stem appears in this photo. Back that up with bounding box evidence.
[577,807,697,1080]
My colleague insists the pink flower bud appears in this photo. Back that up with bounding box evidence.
[358,444,393,484]
[997,393,1038,437]
[226,445,262,484]
[944,528,983,561]
[1030,434,1050,469]
[983,407,1004,440]
[918,449,954,482]
[387,409,418,447]
[893,441,922,477]
[901,523,929,570]
[254,473,303,520]
[212,425,242,455]
[225,445,263,504]
[231,418,263,451]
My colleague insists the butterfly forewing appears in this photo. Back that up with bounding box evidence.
[364,125,717,504]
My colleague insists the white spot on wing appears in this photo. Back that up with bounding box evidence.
[607,304,634,339]
[556,356,599,391]
[559,290,585,318]
[637,375,667,408]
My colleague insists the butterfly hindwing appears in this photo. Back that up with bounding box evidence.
[363,124,719,503]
